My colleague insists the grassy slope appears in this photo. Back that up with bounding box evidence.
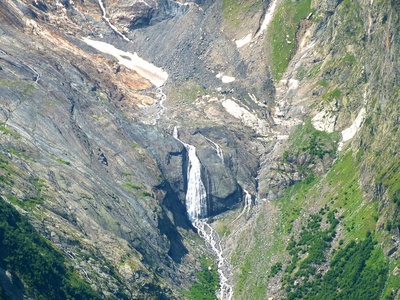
[231,148,394,299]
[228,0,400,298]
[181,256,219,300]
[267,0,313,80]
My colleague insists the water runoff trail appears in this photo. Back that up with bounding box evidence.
[97,1,230,295]
[97,0,167,122]
[173,127,233,300]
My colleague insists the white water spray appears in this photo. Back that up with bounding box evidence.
[154,87,167,124]
[232,189,252,223]
[173,127,233,300]
[194,220,233,300]
[173,127,207,220]
[202,135,224,162]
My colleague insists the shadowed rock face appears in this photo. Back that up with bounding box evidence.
[0,1,194,298]
[0,0,269,297]
[105,0,191,30]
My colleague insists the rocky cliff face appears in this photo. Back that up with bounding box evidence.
[0,0,267,297]
[0,0,399,299]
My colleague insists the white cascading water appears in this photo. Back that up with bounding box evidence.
[154,87,168,124]
[203,135,224,162]
[98,0,131,42]
[194,220,233,300]
[173,127,207,220]
[232,189,252,223]
[173,127,233,300]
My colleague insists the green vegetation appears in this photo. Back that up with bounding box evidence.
[318,79,328,87]
[232,211,284,299]
[131,142,141,149]
[323,88,341,101]
[269,262,282,278]
[0,154,17,188]
[236,257,251,294]
[340,0,364,38]
[0,79,35,99]
[376,158,400,241]
[183,256,219,299]
[287,119,339,160]
[6,194,43,210]
[377,158,400,202]
[282,209,339,298]
[54,158,71,166]
[0,123,20,139]
[268,0,313,80]
[169,80,208,104]
[277,174,317,234]
[222,0,262,27]
[0,198,101,299]
[285,235,387,300]
[122,182,141,190]
[325,152,377,241]
[5,177,46,211]
[307,64,322,79]
[382,258,400,299]
[7,147,34,161]
[275,151,388,299]
[343,54,356,65]
[140,191,152,197]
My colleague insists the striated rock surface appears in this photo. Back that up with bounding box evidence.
[1,0,400,299]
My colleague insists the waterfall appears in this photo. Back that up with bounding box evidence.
[173,127,233,299]
[232,188,252,222]
[173,127,207,221]
[202,135,224,162]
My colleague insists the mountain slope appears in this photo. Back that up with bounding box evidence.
[0,0,399,299]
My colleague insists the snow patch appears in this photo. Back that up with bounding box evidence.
[82,38,168,87]
[338,108,366,151]
[222,99,268,135]
[235,34,252,48]
[216,73,235,84]
[312,110,337,133]
[288,79,299,90]
[341,108,366,142]
[254,0,278,39]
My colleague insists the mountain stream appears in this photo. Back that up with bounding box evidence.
[173,127,233,300]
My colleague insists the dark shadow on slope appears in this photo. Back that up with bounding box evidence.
[158,210,188,263]
[157,180,191,263]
